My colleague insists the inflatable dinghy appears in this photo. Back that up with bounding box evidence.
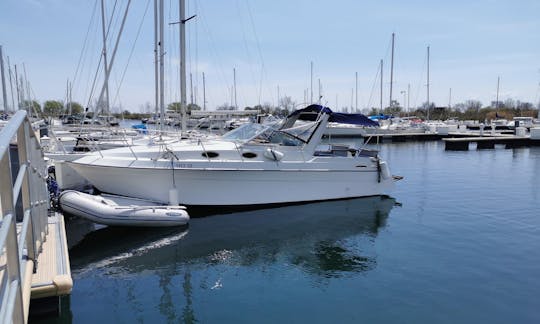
[59,190,189,227]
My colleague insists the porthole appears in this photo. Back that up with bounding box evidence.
[202,151,219,158]
[242,152,257,158]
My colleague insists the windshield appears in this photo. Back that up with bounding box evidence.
[221,122,305,146]
[221,123,270,142]
[279,121,319,142]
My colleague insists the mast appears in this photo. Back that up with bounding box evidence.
[202,72,206,111]
[179,0,187,132]
[14,64,20,109]
[355,71,358,112]
[350,88,353,113]
[448,87,452,110]
[380,59,383,113]
[310,61,313,104]
[389,32,395,108]
[159,0,165,132]
[190,72,194,105]
[7,57,15,112]
[0,46,8,112]
[318,78,321,103]
[233,67,237,110]
[154,0,159,118]
[277,85,280,108]
[94,0,131,123]
[99,0,110,115]
[426,45,430,120]
[495,76,500,110]
[407,83,410,116]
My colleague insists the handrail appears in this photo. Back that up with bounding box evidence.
[0,110,50,323]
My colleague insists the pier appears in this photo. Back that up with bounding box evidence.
[442,135,537,150]
[0,111,72,323]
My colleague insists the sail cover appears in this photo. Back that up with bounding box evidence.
[289,104,379,127]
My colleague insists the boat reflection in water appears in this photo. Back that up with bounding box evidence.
[66,196,397,322]
[69,195,397,275]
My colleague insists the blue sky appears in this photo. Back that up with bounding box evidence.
[1,0,539,113]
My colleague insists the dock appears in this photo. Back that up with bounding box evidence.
[1,111,72,323]
[442,135,537,150]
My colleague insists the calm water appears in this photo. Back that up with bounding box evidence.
[39,141,540,323]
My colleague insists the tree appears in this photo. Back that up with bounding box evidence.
[279,96,296,112]
[43,100,64,116]
[65,101,83,114]
[168,102,181,112]
[217,103,235,110]
[21,100,41,114]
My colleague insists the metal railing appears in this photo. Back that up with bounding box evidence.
[0,110,50,323]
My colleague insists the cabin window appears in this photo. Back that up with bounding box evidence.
[202,151,219,158]
[242,152,257,159]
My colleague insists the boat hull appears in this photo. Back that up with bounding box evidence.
[68,162,394,206]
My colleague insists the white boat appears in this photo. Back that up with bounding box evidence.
[68,105,398,207]
[59,190,189,227]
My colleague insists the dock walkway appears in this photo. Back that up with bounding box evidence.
[1,111,72,323]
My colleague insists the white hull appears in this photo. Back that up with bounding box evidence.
[68,161,394,206]
[67,106,397,207]
[59,190,189,227]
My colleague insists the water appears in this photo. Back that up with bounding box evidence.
[39,141,540,323]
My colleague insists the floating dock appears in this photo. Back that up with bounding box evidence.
[443,135,540,150]
[1,111,72,323]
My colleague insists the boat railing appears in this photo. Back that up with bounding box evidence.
[0,110,50,323]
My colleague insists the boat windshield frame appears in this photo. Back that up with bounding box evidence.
[221,122,316,147]
[221,123,274,143]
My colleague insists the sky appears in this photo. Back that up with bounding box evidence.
[1,0,539,113]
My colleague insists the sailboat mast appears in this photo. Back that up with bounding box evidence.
[202,72,206,111]
[154,0,159,118]
[7,57,15,112]
[380,59,383,113]
[389,32,395,108]
[100,0,110,115]
[310,61,313,104]
[427,45,430,121]
[0,45,8,112]
[159,0,165,133]
[180,0,187,132]
[355,71,358,112]
[14,64,20,109]
[495,76,500,110]
[233,68,237,110]
[448,87,452,110]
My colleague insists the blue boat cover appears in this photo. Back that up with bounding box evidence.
[369,114,392,120]
[289,104,379,127]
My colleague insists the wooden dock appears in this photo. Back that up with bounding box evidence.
[1,111,72,323]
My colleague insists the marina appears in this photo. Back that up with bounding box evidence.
[42,140,540,323]
[1,0,540,323]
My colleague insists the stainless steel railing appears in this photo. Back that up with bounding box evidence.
[0,110,50,323]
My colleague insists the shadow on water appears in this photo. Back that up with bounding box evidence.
[67,195,397,277]
[54,196,399,323]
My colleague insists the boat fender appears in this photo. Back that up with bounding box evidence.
[263,148,284,161]
[169,187,179,205]
[379,161,391,180]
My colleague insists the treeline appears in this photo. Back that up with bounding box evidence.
[16,98,540,122]
[368,99,539,121]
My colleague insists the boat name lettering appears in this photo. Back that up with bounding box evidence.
[175,163,193,168]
